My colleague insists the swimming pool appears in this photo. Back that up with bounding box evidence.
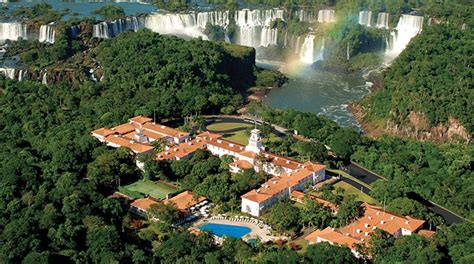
[199,223,251,238]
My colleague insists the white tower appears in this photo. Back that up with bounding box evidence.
[245,129,264,154]
[133,125,148,143]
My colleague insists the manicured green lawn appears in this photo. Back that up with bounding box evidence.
[223,130,281,146]
[206,122,252,131]
[120,180,178,199]
[223,130,250,145]
[333,181,378,205]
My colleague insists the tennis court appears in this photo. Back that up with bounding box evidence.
[120,180,178,199]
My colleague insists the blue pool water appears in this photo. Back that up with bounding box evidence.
[199,223,251,238]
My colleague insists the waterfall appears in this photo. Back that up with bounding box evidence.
[386,14,423,59]
[317,9,335,23]
[297,34,325,64]
[295,9,316,22]
[295,36,301,54]
[358,11,372,27]
[42,72,47,85]
[376,13,389,29]
[299,34,315,64]
[18,69,24,81]
[0,22,28,41]
[0,67,15,79]
[39,23,55,43]
[346,43,350,60]
[316,37,325,62]
[144,13,206,39]
[196,11,229,29]
[234,9,284,48]
[93,17,143,39]
[260,27,278,47]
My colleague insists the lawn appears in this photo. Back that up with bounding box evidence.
[120,180,178,199]
[206,122,252,131]
[333,181,378,205]
[222,130,250,145]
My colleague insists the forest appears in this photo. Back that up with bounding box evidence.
[359,23,473,138]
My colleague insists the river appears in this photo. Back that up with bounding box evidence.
[258,60,371,130]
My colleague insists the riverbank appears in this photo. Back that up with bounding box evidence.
[347,102,385,138]
[247,86,274,102]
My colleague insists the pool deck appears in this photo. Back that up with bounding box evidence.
[192,217,288,243]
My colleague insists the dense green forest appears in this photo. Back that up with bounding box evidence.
[359,23,473,137]
[94,30,255,119]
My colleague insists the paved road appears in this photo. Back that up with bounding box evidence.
[205,115,467,225]
[346,163,466,225]
[348,162,384,184]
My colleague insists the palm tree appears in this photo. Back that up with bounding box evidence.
[426,212,444,230]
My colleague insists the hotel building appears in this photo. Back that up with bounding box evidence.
[92,116,327,217]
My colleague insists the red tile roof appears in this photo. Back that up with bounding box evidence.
[230,159,254,170]
[111,123,138,135]
[92,127,115,137]
[129,115,153,125]
[164,191,206,211]
[131,197,159,211]
[144,122,189,138]
[155,139,207,160]
[418,230,436,238]
[241,169,314,203]
[305,203,426,250]
[105,135,154,154]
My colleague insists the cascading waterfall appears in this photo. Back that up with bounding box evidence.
[317,9,335,23]
[144,13,206,38]
[39,23,55,43]
[42,72,47,85]
[295,9,316,22]
[93,17,143,39]
[18,69,25,81]
[386,14,423,59]
[346,43,350,60]
[0,67,15,79]
[260,27,278,47]
[376,13,389,29]
[299,35,315,64]
[315,37,325,62]
[196,11,229,29]
[0,22,28,41]
[297,34,325,64]
[234,9,284,48]
[358,11,372,27]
